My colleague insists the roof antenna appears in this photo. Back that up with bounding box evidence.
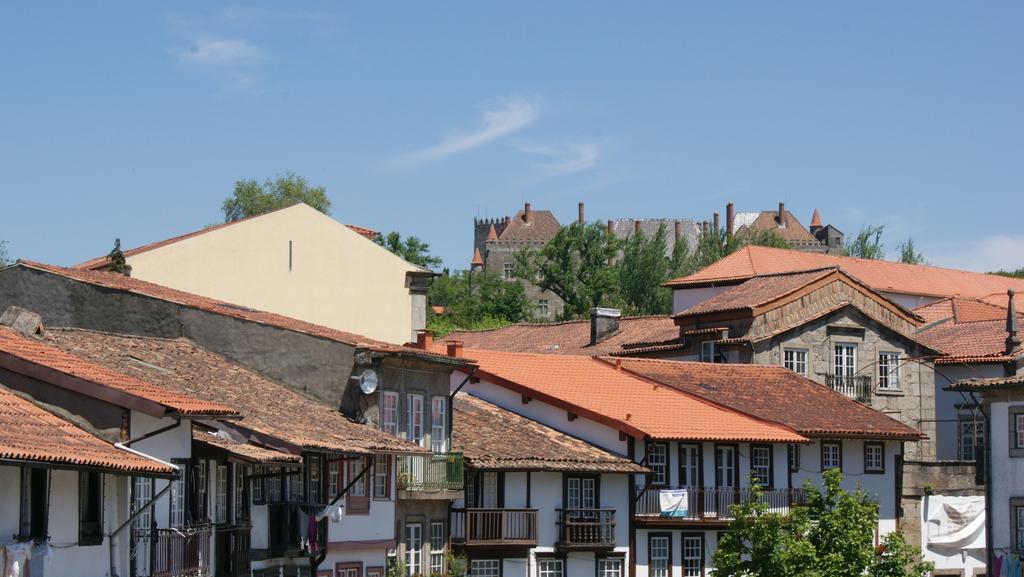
[1007,289,1021,355]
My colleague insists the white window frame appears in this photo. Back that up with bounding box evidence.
[374,456,390,499]
[783,348,808,376]
[348,459,366,497]
[233,464,247,523]
[567,476,596,509]
[380,391,399,437]
[470,560,499,577]
[597,558,624,577]
[169,471,185,528]
[431,396,447,453]
[1017,504,1024,551]
[308,456,322,504]
[407,394,425,446]
[864,443,884,473]
[833,343,857,376]
[822,442,842,471]
[406,523,422,577]
[502,263,514,279]
[700,341,718,363]
[1016,413,1024,450]
[648,443,668,485]
[328,460,339,498]
[215,464,228,523]
[679,444,700,487]
[958,417,984,461]
[430,521,445,575]
[538,558,564,577]
[537,299,550,317]
[751,446,771,487]
[878,352,901,390]
[649,535,670,577]
[683,535,703,577]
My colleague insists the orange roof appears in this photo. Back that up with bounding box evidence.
[453,347,806,443]
[0,326,237,417]
[0,384,175,475]
[444,316,680,356]
[16,261,466,365]
[471,248,484,267]
[735,211,818,244]
[73,205,379,270]
[486,224,498,242]
[664,246,1024,300]
[810,209,822,228]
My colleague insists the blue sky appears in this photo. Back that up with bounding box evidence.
[1,2,1021,272]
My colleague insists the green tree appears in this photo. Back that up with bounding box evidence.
[0,240,10,267]
[845,225,886,260]
[897,239,925,265]
[617,223,673,315]
[375,231,442,269]
[991,267,1024,279]
[221,172,331,222]
[514,221,620,319]
[427,269,531,336]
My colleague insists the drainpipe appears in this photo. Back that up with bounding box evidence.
[108,455,180,577]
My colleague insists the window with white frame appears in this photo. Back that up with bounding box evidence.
[822,441,842,471]
[833,344,857,377]
[374,456,390,499]
[195,460,208,519]
[405,523,422,576]
[864,443,884,473]
[597,558,624,577]
[252,465,264,504]
[679,444,700,486]
[169,467,185,527]
[133,476,153,531]
[215,464,228,523]
[502,263,514,279]
[649,535,670,577]
[958,417,984,461]
[349,459,366,497]
[877,352,901,390]
[788,444,800,473]
[308,456,322,504]
[267,466,281,502]
[683,535,703,577]
[430,522,445,574]
[537,299,550,317]
[408,394,425,446]
[648,443,668,485]
[233,464,248,522]
[328,460,339,498]
[567,476,596,509]
[700,341,719,363]
[380,391,399,436]
[470,560,499,577]
[783,348,808,376]
[1016,412,1024,450]
[751,446,772,487]
[431,397,447,452]
[538,558,564,577]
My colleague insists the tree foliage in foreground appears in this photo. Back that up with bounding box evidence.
[427,270,531,337]
[992,267,1024,279]
[375,231,443,269]
[222,172,331,222]
[897,238,925,265]
[712,468,932,577]
[0,240,10,267]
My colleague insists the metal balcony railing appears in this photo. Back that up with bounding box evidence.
[556,509,616,549]
[133,524,213,577]
[451,508,538,546]
[826,375,872,402]
[397,452,464,491]
[634,486,807,520]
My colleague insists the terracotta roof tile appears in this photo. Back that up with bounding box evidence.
[916,317,1022,361]
[43,329,427,455]
[612,358,923,440]
[735,211,819,244]
[497,209,561,242]
[0,326,237,417]
[664,246,1024,300]
[677,268,837,316]
[18,261,465,364]
[453,393,648,473]
[0,384,175,475]
[471,248,484,267]
[453,348,807,443]
[444,316,679,356]
[192,430,302,464]
[950,373,1024,391]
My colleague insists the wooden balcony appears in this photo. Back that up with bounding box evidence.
[826,375,872,402]
[450,508,538,547]
[634,486,807,522]
[556,508,616,550]
[133,524,213,577]
[215,524,252,577]
[398,452,464,492]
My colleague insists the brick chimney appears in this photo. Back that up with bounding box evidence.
[590,308,621,346]
[578,202,585,226]
[607,220,615,266]
[524,202,532,224]
[726,201,735,238]
[702,221,709,234]
[778,202,786,227]
[634,219,642,234]
[415,329,434,350]
[1007,289,1021,355]
[674,220,682,242]
[446,340,464,358]
[713,212,720,232]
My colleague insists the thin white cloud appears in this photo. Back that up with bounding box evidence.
[395,96,538,165]
[177,37,263,66]
[928,235,1024,273]
[517,141,600,176]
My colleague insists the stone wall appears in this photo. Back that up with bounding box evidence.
[483,241,565,320]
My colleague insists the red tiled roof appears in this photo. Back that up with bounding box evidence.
[915,296,1010,325]
[45,329,428,455]
[453,393,648,473]
[677,268,837,316]
[810,209,822,228]
[192,430,302,464]
[916,317,1022,363]
[611,357,923,440]
[950,373,1024,391]
[74,206,379,270]
[452,348,807,443]
[471,248,484,267]
[0,326,237,417]
[735,211,819,244]
[18,261,466,364]
[663,246,1024,300]
[497,209,562,242]
[444,316,679,356]
[0,384,175,475]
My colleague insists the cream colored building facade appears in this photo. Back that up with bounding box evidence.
[78,203,430,344]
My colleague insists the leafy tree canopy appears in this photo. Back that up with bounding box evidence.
[845,224,886,260]
[617,223,673,315]
[375,231,442,269]
[897,238,925,265]
[222,172,331,222]
[992,267,1024,279]
[427,269,531,337]
[0,240,10,267]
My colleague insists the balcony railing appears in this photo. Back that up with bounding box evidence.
[634,486,807,520]
[134,524,213,577]
[451,508,538,546]
[826,375,872,402]
[398,452,464,491]
[215,524,252,577]
[267,503,325,559]
[556,509,616,549]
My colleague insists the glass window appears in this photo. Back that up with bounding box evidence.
[648,443,668,485]
[406,523,422,576]
[381,392,399,436]
[649,535,670,577]
[374,457,390,499]
[1017,505,1024,551]
[215,464,228,523]
[822,442,842,471]
[683,535,703,577]
[308,456,322,504]
[833,344,857,376]
[195,460,209,519]
[751,446,772,487]
[132,476,152,532]
[267,466,282,503]
[408,394,425,445]
[328,460,339,498]
[233,464,248,522]
[864,443,884,473]
[783,348,808,376]
[701,341,718,363]
[430,522,445,575]
[878,352,901,389]
[78,471,103,545]
[788,444,800,473]
[349,459,366,497]
[431,397,447,453]
[679,444,700,487]
[567,476,596,509]
[470,560,499,577]
[958,417,985,461]
[537,300,550,317]
[597,558,623,577]
[502,263,514,279]
[252,465,264,504]
[1017,414,1024,450]
[169,467,185,527]
[538,559,563,577]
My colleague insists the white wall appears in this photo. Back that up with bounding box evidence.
[320,545,390,577]
[129,412,192,530]
[919,494,985,575]
[990,398,1024,551]
[934,364,1003,461]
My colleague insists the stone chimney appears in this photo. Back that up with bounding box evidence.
[713,212,720,232]
[578,202,585,226]
[590,308,622,346]
[674,220,682,242]
[777,202,786,227]
[1007,289,1021,355]
[524,202,532,224]
[607,220,615,266]
[634,220,642,234]
[415,329,434,350]
[702,221,709,235]
[446,340,464,358]
[726,201,735,238]
[0,306,43,336]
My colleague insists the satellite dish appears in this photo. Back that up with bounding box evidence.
[358,369,379,394]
